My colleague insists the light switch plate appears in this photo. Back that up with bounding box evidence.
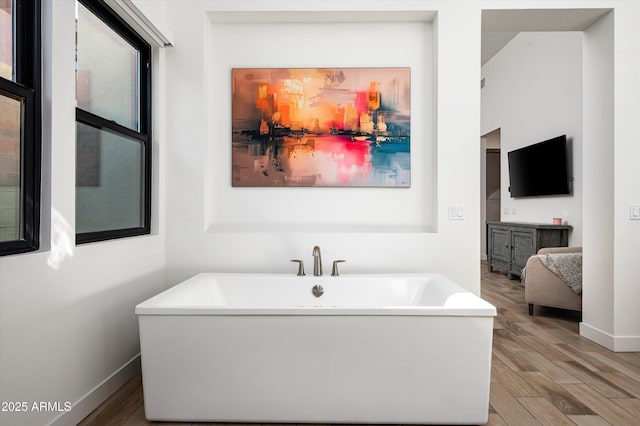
[449,205,464,220]
[630,205,640,220]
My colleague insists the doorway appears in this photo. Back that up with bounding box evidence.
[481,129,501,260]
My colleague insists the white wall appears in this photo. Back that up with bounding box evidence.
[612,4,640,350]
[581,11,615,349]
[0,1,166,425]
[163,2,482,294]
[206,21,432,232]
[581,6,640,351]
[481,32,583,245]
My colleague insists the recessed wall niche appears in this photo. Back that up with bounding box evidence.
[204,11,435,233]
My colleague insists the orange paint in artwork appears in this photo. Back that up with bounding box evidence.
[248,71,394,135]
[278,103,291,127]
[367,82,381,111]
[255,83,271,115]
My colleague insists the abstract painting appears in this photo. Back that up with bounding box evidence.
[231,67,411,187]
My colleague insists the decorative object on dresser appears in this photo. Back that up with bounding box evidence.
[486,221,572,279]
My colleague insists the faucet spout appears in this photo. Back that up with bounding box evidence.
[312,245,322,276]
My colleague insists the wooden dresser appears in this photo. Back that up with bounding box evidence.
[486,221,572,279]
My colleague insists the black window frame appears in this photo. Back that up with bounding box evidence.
[75,0,152,244]
[0,0,41,256]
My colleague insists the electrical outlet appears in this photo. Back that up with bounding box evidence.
[631,205,640,220]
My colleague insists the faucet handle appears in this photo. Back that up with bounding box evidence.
[290,259,306,276]
[331,260,346,276]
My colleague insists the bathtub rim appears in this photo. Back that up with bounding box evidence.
[135,272,497,317]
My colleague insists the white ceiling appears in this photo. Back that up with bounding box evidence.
[481,8,611,65]
[201,7,612,66]
[481,31,518,65]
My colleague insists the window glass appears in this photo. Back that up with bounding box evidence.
[0,91,22,241]
[0,0,40,256]
[76,2,139,130]
[76,121,143,234]
[75,0,150,244]
[0,0,13,80]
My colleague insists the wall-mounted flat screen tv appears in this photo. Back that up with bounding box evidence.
[507,135,571,197]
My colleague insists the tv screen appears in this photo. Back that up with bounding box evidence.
[507,135,570,197]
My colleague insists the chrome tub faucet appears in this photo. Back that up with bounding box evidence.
[312,245,322,276]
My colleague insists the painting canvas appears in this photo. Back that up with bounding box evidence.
[232,67,411,187]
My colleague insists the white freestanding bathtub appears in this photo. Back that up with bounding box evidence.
[135,273,496,424]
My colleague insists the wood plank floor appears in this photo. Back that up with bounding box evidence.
[79,264,640,425]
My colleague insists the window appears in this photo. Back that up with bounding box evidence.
[0,0,41,256]
[75,0,151,243]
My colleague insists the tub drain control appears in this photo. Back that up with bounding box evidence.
[312,285,324,298]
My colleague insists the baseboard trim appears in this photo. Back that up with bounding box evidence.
[612,336,640,352]
[580,322,615,350]
[580,322,640,352]
[48,354,141,426]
